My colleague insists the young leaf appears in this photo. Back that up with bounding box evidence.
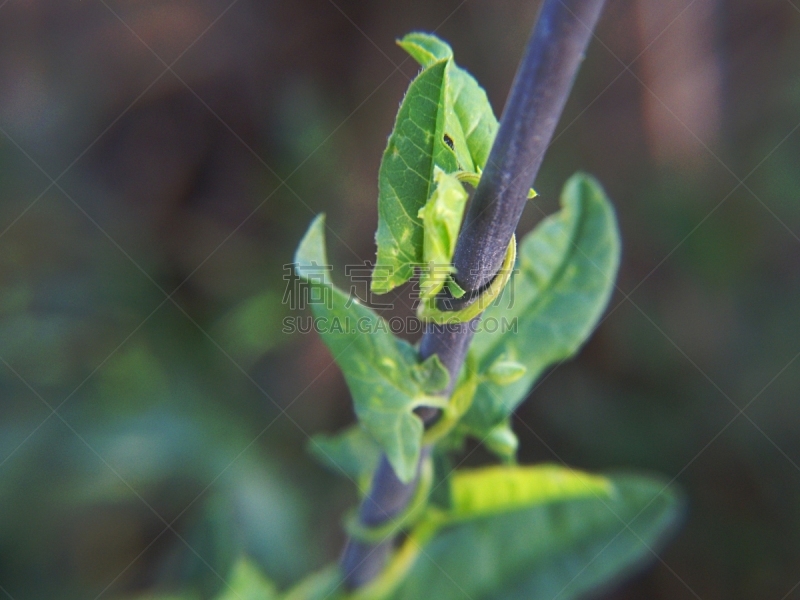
[486,358,527,386]
[446,276,466,298]
[399,33,499,169]
[215,557,278,600]
[411,353,450,394]
[396,35,471,173]
[397,32,453,70]
[308,425,381,490]
[463,173,621,437]
[373,60,457,294]
[423,354,479,445]
[447,465,612,521]
[417,167,469,299]
[296,215,449,483]
[390,473,683,600]
[482,421,519,463]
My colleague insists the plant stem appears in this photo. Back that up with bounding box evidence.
[341,0,607,589]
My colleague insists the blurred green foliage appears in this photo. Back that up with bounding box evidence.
[0,1,799,599]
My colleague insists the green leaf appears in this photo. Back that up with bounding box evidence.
[357,465,610,599]
[373,60,457,294]
[486,358,527,386]
[374,34,501,295]
[215,557,277,600]
[423,354,478,445]
[308,425,381,490]
[396,34,473,173]
[482,421,519,463]
[399,33,499,169]
[296,215,448,483]
[411,353,450,394]
[282,566,343,600]
[295,215,333,284]
[446,465,612,521]
[417,168,469,299]
[390,473,683,600]
[417,233,516,325]
[464,173,621,436]
[397,32,453,66]
[446,276,466,298]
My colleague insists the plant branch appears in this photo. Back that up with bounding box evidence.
[341,0,607,589]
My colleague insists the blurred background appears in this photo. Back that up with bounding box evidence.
[0,0,798,598]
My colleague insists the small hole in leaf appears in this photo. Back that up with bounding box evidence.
[443,134,454,151]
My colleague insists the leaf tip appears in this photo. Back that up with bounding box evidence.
[412,354,450,394]
[564,171,604,203]
[397,32,453,67]
[295,214,331,284]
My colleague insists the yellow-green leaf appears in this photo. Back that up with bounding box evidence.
[486,358,527,386]
[417,168,468,299]
[448,465,612,521]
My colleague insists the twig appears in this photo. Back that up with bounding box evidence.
[341,0,608,589]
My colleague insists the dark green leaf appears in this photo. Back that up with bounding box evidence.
[296,215,448,483]
[391,473,682,600]
[464,173,621,437]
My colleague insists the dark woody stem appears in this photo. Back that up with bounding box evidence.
[341,0,607,589]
